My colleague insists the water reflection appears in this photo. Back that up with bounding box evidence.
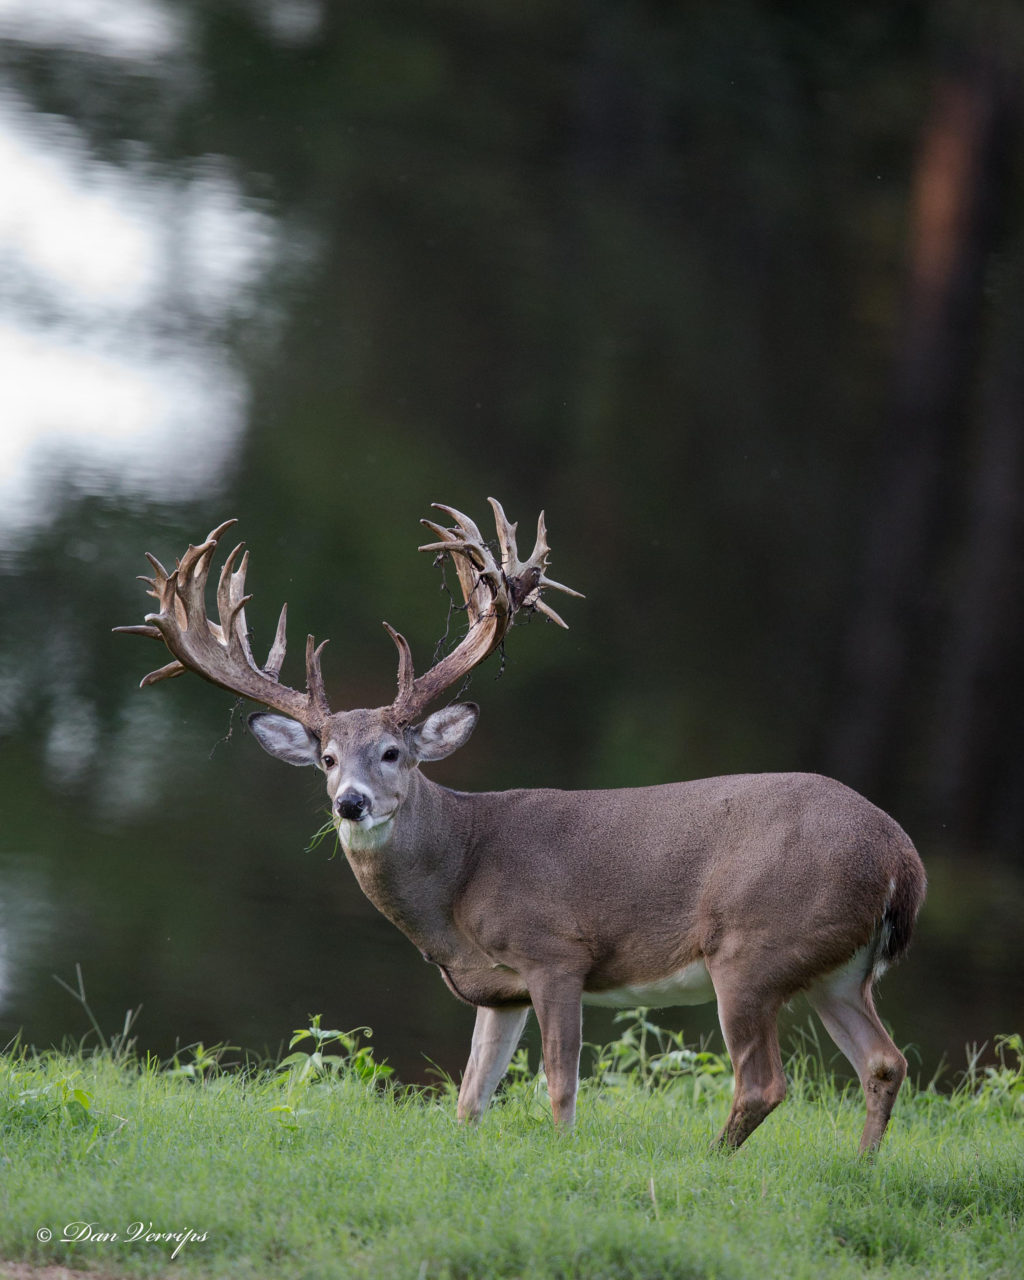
[0,853,55,1033]
[0,60,277,543]
[0,0,185,61]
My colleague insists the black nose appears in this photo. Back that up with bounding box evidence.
[336,790,368,821]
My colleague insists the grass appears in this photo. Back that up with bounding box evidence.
[0,1016,1021,1280]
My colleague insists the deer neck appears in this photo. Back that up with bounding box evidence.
[337,770,473,962]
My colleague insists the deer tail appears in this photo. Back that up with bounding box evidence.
[870,843,927,982]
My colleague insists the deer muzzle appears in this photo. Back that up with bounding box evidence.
[336,790,370,821]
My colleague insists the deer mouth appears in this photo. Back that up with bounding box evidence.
[336,809,396,831]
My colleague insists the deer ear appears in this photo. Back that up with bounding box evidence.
[248,712,321,767]
[409,703,479,762]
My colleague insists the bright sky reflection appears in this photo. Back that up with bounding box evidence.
[0,0,278,544]
[0,0,184,61]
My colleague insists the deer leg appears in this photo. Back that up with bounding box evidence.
[457,1004,530,1123]
[807,958,907,1154]
[709,964,788,1150]
[527,976,584,1128]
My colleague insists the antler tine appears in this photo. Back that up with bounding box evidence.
[141,552,172,600]
[383,622,415,704]
[531,599,570,629]
[178,520,239,626]
[216,545,261,675]
[113,623,163,640]
[174,536,217,626]
[417,535,482,562]
[538,574,585,598]
[207,518,240,543]
[264,603,289,681]
[527,510,550,569]
[115,520,332,729]
[430,503,487,545]
[492,505,545,577]
[215,541,245,631]
[140,659,187,686]
[305,635,331,722]
[487,497,518,572]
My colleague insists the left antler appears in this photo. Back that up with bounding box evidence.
[385,497,582,726]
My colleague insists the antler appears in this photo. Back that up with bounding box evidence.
[385,497,582,726]
[114,519,332,730]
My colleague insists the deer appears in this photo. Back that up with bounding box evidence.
[115,498,926,1153]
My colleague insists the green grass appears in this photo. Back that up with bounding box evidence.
[0,1019,1021,1280]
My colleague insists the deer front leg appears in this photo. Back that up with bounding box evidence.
[457,1004,530,1123]
[527,975,584,1128]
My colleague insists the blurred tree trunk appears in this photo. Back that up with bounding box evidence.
[828,46,1015,834]
[926,250,1024,844]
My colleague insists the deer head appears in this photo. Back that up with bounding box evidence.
[115,499,581,841]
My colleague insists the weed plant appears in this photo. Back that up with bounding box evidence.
[0,1012,1020,1279]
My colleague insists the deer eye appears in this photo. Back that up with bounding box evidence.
[381,747,400,764]
[322,754,336,770]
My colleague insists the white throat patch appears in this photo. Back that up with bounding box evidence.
[335,811,395,854]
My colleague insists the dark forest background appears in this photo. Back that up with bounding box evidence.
[0,0,1021,1081]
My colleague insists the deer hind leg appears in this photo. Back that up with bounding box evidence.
[457,1004,531,1123]
[708,965,788,1149]
[806,952,907,1154]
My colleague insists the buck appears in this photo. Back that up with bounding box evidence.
[116,499,926,1152]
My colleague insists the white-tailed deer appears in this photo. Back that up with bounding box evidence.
[116,499,925,1152]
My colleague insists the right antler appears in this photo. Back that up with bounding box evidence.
[385,497,582,726]
[114,519,332,730]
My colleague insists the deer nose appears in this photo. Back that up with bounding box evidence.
[336,790,369,821]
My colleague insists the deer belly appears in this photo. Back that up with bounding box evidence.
[583,960,716,1009]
